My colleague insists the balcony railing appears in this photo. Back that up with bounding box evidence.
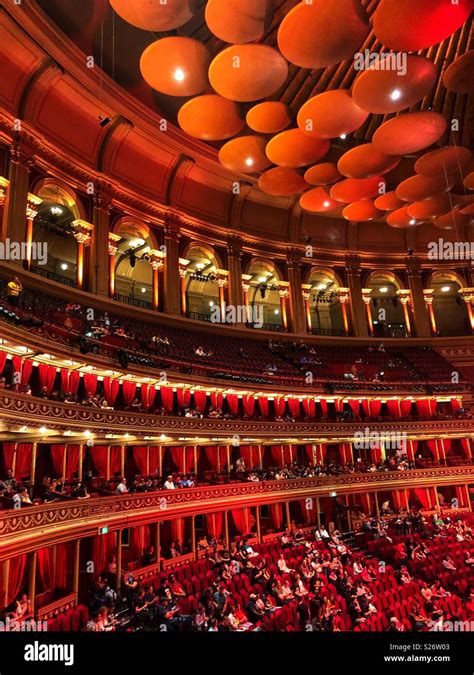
[114,293,153,310]
[29,265,75,288]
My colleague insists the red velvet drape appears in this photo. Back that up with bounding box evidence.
[149,446,163,475]
[15,443,32,479]
[239,445,260,469]
[362,398,382,418]
[0,350,6,375]
[122,381,137,406]
[133,447,148,474]
[274,398,286,416]
[269,503,283,530]
[231,508,252,535]
[392,490,408,510]
[7,555,27,605]
[51,444,66,477]
[160,386,174,412]
[360,493,373,515]
[226,394,238,415]
[319,399,328,417]
[210,393,223,409]
[140,384,156,409]
[55,543,70,590]
[66,445,82,480]
[427,439,450,461]
[91,446,108,477]
[300,499,316,524]
[302,398,315,418]
[2,442,15,474]
[415,398,437,417]
[171,518,185,546]
[103,377,120,405]
[177,389,191,409]
[171,446,196,474]
[288,398,301,417]
[12,356,33,385]
[405,440,418,461]
[206,512,224,538]
[339,443,353,464]
[83,373,98,396]
[387,399,412,417]
[92,532,116,578]
[334,399,344,414]
[61,368,80,395]
[131,525,150,558]
[371,444,383,464]
[257,396,269,418]
[271,445,285,466]
[194,391,207,413]
[305,443,327,464]
[110,447,121,476]
[461,438,472,458]
[348,399,361,418]
[451,397,462,413]
[38,364,57,395]
[205,446,228,472]
[414,488,433,509]
[37,547,55,591]
[242,395,255,416]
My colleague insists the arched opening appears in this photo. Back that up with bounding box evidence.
[113,220,157,309]
[305,268,344,336]
[183,244,221,321]
[365,271,407,338]
[31,182,81,286]
[428,272,469,337]
[246,259,283,331]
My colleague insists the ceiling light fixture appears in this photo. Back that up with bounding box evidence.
[380,287,388,293]
[441,285,450,292]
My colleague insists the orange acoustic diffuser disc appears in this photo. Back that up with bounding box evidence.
[304,163,342,186]
[246,102,292,134]
[266,129,330,168]
[372,112,447,155]
[258,167,309,197]
[443,51,474,94]
[140,37,211,96]
[352,55,437,114]
[278,0,369,69]
[300,187,340,213]
[374,191,405,211]
[387,208,422,228]
[414,146,472,177]
[338,143,400,178]
[342,199,382,222]
[218,135,271,173]
[205,0,271,43]
[407,194,454,220]
[297,90,368,140]
[435,209,471,230]
[330,176,386,203]
[396,174,455,202]
[110,0,197,31]
[209,45,288,102]
[178,95,244,141]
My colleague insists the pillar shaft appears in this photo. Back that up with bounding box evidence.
[163,218,181,315]
[287,258,306,334]
[346,265,368,337]
[407,266,431,337]
[90,189,113,295]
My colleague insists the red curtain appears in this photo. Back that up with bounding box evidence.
[274,398,286,416]
[122,381,137,406]
[406,440,418,461]
[12,357,33,385]
[451,397,462,413]
[110,447,121,476]
[271,445,285,466]
[300,499,317,524]
[206,512,224,538]
[55,543,70,590]
[461,438,472,458]
[210,393,223,409]
[171,518,185,546]
[339,443,353,464]
[205,446,228,472]
[302,398,315,418]
[61,368,80,395]
[149,446,163,475]
[92,532,116,578]
[348,399,361,418]
[257,396,269,418]
[194,391,207,413]
[171,446,196,474]
[284,445,296,464]
[0,351,6,375]
[415,398,437,417]
[427,439,448,461]
[334,399,344,414]
[103,377,120,405]
[51,445,66,476]
[7,555,27,605]
[140,384,156,409]
[131,525,150,559]
[226,394,238,415]
[240,445,260,469]
[160,386,174,412]
[371,444,383,464]
[177,389,191,409]
[305,444,327,464]
[360,493,373,515]
[242,395,255,416]
[387,399,412,417]
[414,488,433,509]
[66,445,82,480]
[16,443,32,479]
[231,508,252,535]
[455,486,468,507]
[269,503,283,530]
[92,446,108,477]
[3,442,15,474]
[362,398,382,418]
[37,547,54,591]
[392,490,408,510]
[319,399,328,417]
[83,373,98,396]
[133,447,148,474]
[288,398,301,418]
[38,363,57,395]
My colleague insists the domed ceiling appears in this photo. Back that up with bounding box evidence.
[30,0,474,232]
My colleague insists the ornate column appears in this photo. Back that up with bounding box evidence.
[345,263,368,336]
[302,284,312,333]
[0,177,10,224]
[108,233,121,298]
[163,216,182,315]
[72,220,93,290]
[396,289,413,336]
[215,270,229,320]
[242,275,252,323]
[1,138,35,246]
[287,254,307,334]
[336,287,351,336]
[91,186,113,295]
[362,288,373,336]
[226,238,244,309]
[73,539,80,596]
[459,288,474,332]
[28,551,37,615]
[179,258,190,315]
[406,264,431,337]
[25,194,42,269]
[423,289,437,335]
[277,282,290,331]
[149,250,165,310]
[116,530,123,590]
